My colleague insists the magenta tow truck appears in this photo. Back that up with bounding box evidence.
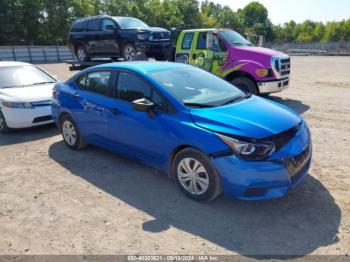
[174,29,290,95]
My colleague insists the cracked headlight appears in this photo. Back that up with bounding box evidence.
[216,133,275,161]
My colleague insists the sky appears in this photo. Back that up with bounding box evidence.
[203,0,350,24]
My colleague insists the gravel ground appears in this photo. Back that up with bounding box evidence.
[0,56,349,257]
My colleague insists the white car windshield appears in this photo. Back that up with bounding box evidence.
[113,17,149,30]
[0,65,56,89]
[152,67,245,107]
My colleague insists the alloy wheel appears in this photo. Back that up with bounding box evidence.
[77,48,86,61]
[177,158,209,195]
[62,120,77,146]
[124,45,136,61]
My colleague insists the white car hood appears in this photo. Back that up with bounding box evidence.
[0,83,54,103]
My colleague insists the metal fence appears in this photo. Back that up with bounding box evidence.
[267,42,350,54]
[0,46,75,63]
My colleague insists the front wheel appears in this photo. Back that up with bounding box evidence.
[60,115,87,150]
[0,111,10,133]
[172,148,222,202]
[231,77,258,95]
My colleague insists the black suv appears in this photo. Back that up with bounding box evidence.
[68,15,170,61]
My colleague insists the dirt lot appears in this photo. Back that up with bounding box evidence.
[0,56,349,256]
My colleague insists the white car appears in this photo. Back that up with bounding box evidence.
[0,61,57,132]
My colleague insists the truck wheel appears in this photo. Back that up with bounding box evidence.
[231,77,258,95]
[0,111,10,133]
[122,43,136,61]
[76,45,89,62]
[172,148,222,202]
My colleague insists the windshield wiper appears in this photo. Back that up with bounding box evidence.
[184,102,216,108]
[219,94,252,106]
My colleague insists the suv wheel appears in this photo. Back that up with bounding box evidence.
[172,148,222,202]
[231,77,258,95]
[0,111,10,133]
[122,43,136,61]
[76,45,89,62]
[60,115,87,150]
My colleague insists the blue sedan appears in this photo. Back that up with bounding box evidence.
[51,62,312,201]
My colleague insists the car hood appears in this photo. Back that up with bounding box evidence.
[236,46,284,57]
[0,83,54,103]
[190,96,301,139]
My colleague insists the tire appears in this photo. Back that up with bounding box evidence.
[60,115,87,150]
[0,110,10,133]
[172,148,222,202]
[122,43,136,61]
[231,77,258,95]
[75,45,89,62]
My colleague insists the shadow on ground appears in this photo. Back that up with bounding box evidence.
[266,96,311,115]
[49,141,341,257]
[0,124,58,146]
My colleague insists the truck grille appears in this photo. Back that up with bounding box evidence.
[279,57,291,77]
[150,31,170,41]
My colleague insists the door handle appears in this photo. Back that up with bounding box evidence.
[71,92,80,98]
[109,108,121,115]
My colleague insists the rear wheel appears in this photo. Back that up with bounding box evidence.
[122,43,136,61]
[0,111,10,133]
[231,77,258,95]
[76,45,89,62]
[60,115,87,150]
[172,148,222,202]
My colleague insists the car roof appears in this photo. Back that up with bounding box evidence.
[91,61,190,74]
[0,61,31,67]
[182,28,218,33]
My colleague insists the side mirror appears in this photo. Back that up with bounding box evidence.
[105,25,115,31]
[132,98,155,112]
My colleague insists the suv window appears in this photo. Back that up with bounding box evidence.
[77,71,111,96]
[102,19,116,31]
[181,32,194,50]
[87,19,100,32]
[71,21,86,32]
[197,32,208,49]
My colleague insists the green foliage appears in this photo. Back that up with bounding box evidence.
[0,0,349,45]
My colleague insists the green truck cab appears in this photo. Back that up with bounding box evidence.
[174,29,291,95]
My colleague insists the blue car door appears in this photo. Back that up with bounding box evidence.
[70,70,114,144]
[106,71,173,168]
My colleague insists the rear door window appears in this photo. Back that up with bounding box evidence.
[77,71,112,96]
[87,19,100,32]
[181,32,194,50]
[197,32,208,49]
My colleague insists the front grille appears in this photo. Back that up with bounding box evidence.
[32,115,52,123]
[279,57,291,77]
[31,100,52,107]
[265,121,302,151]
[150,31,170,41]
[286,145,312,183]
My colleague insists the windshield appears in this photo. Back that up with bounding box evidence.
[113,17,149,29]
[220,30,252,47]
[0,65,56,89]
[151,67,245,107]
